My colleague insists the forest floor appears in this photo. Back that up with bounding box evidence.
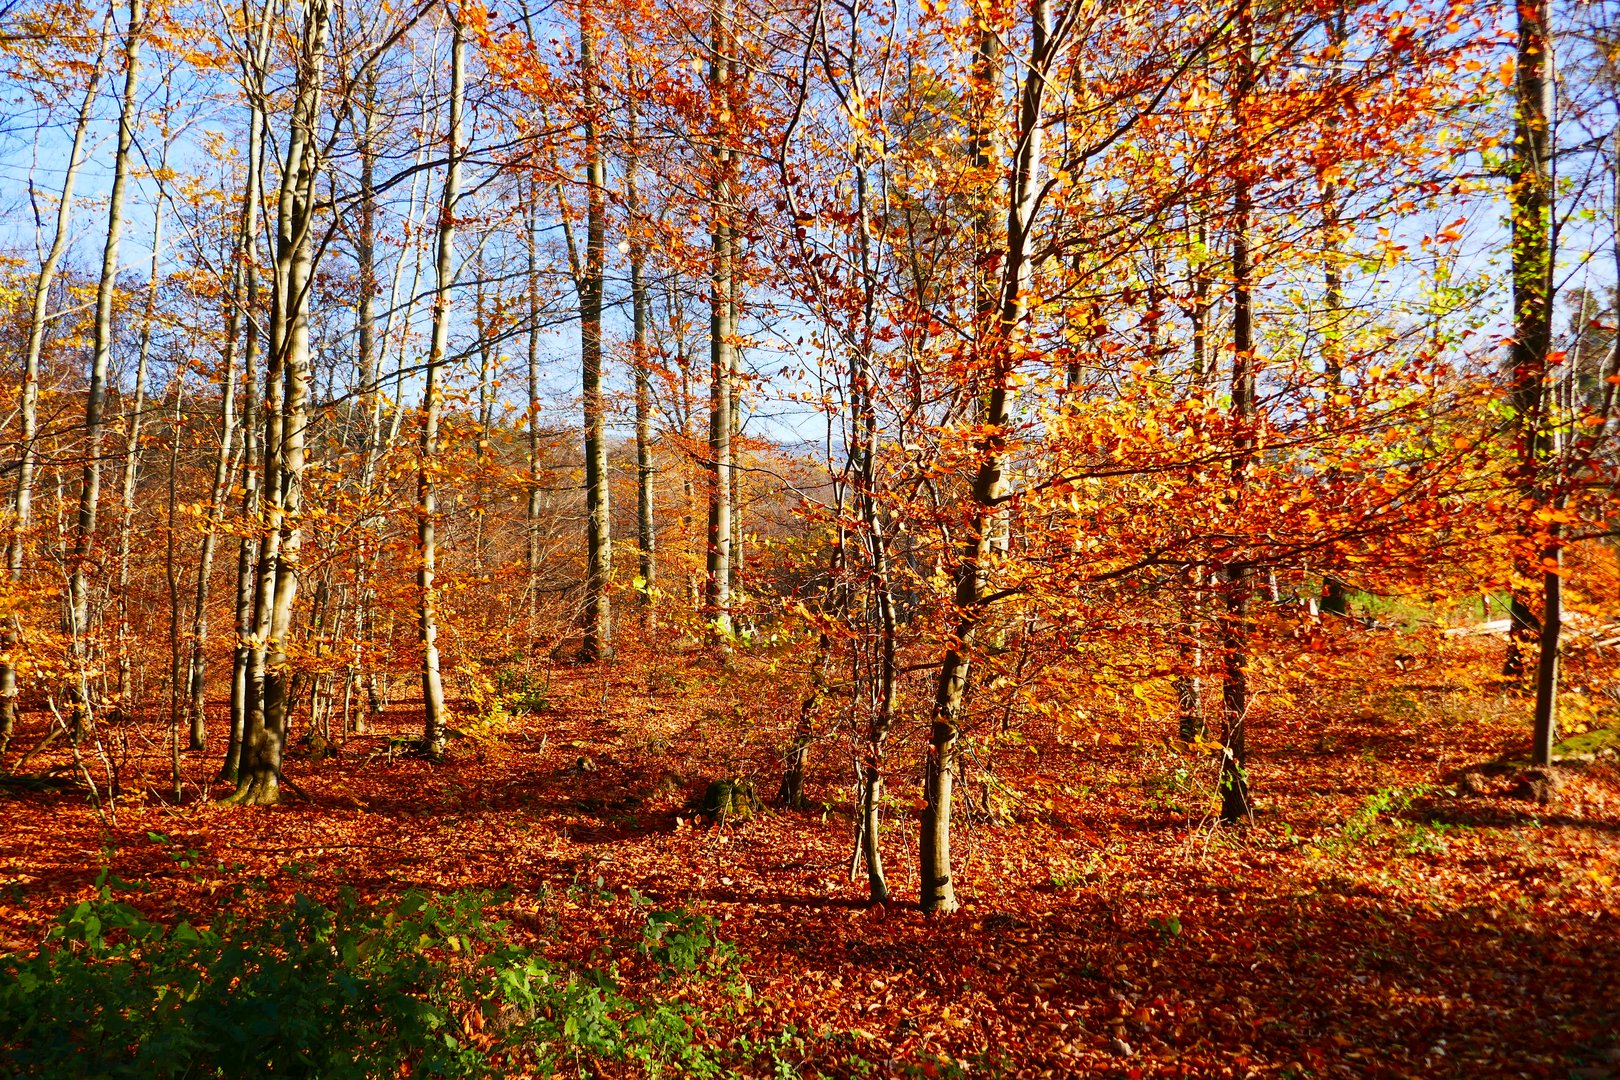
[2,621,1619,1079]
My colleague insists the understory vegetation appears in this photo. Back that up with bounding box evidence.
[1,881,785,1078]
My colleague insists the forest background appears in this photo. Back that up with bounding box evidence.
[0,0,1619,1074]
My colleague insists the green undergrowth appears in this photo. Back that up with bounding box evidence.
[1554,720,1620,758]
[1318,785,1460,859]
[0,877,815,1078]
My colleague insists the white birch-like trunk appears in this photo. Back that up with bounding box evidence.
[420,15,463,757]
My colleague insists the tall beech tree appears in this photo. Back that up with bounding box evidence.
[1217,0,1257,826]
[704,0,736,642]
[419,10,464,757]
[577,0,612,661]
[1506,0,1558,764]
[67,0,143,730]
[229,0,331,805]
[921,0,1066,915]
[627,98,657,628]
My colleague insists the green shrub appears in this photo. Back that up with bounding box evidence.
[640,909,741,981]
[701,778,762,824]
[494,667,551,715]
[1321,785,1431,857]
[0,883,736,1078]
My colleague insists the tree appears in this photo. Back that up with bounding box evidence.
[704,0,735,644]
[419,9,464,758]
[66,0,144,732]
[229,0,331,805]
[0,9,110,754]
[1216,0,1257,826]
[917,0,1067,915]
[627,97,657,629]
[577,0,612,661]
[1505,0,1556,762]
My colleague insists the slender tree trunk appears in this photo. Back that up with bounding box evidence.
[0,17,109,754]
[356,89,431,731]
[729,198,744,612]
[164,376,186,798]
[185,387,237,750]
[476,252,494,458]
[420,15,463,757]
[1318,7,1350,619]
[627,101,657,628]
[187,151,250,749]
[470,250,493,570]
[729,342,743,611]
[846,338,897,904]
[471,254,493,572]
[706,227,734,641]
[67,0,144,731]
[525,187,545,631]
[223,16,271,783]
[1507,0,1558,761]
[841,82,897,902]
[579,1,613,661]
[922,0,1048,914]
[780,623,830,807]
[684,465,700,609]
[349,75,381,736]
[1219,3,1257,824]
[1176,218,1211,740]
[857,467,898,905]
[224,286,261,781]
[113,186,164,722]
[921,22,1005,909]
[705,0,734,641]
[1175,566,1205,739]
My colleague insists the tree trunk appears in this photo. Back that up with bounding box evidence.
[1175,566,1205,740]
[1508,0,1557,760]
[627,101,657,628]
[222,2,271,784]
[420,13,463,758]
[730,343,743,613]
[230,0,330,805]
[779,630,827,808]
[187,129,252,750]
[1176,217,1212,740]
[0,15,109,754]
[1219,3,1256,825]
[526,185,545,631]
[857,491,898,905]
[355,82,432,734]
[1319,7,1350,619]
[164,375,187,800]
[705,1,734,641]
[922,0,1049,914]
[224,279,261,782]
[579,1,613,662]
[67,0,144,730]
[349,74,381,737]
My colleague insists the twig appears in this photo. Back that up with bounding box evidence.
[7,724,63,774]
[47,695,114,829]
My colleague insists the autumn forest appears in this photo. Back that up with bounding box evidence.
[0,0,1618,1074]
